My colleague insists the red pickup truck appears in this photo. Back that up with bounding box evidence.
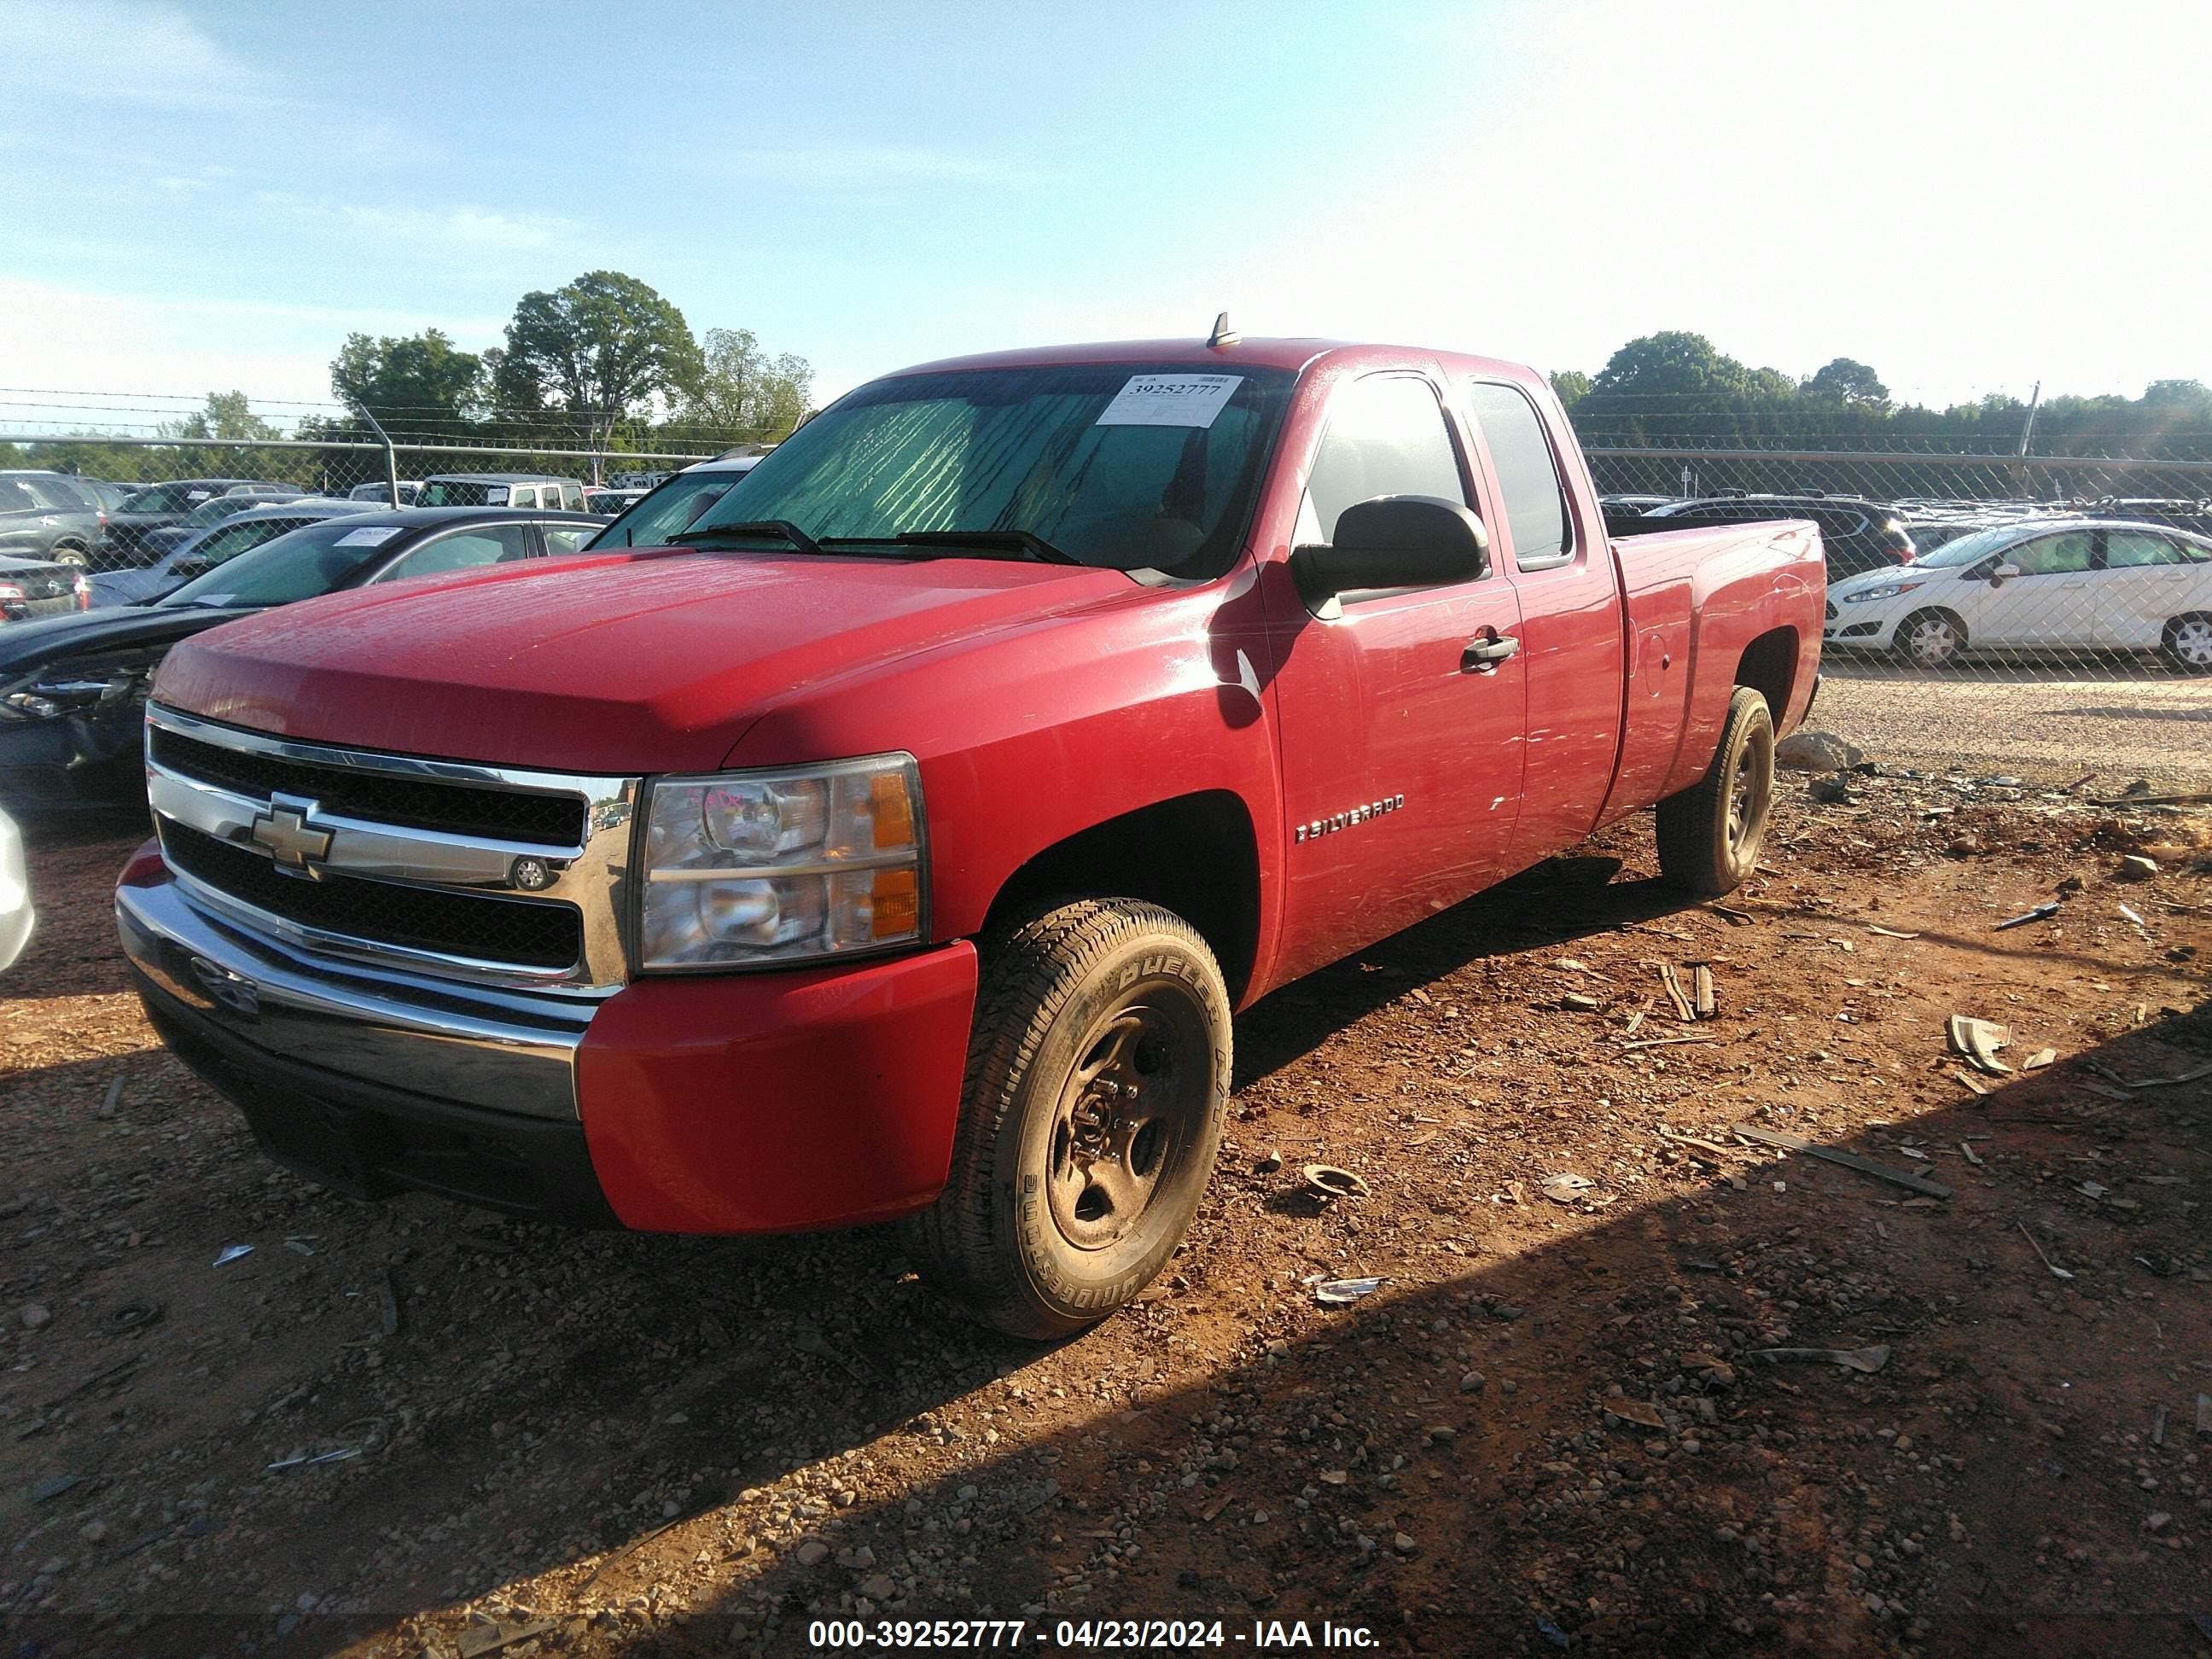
[118,334,1824,1336]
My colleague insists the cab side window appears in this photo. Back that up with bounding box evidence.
[1304,375,1467,545]
[561,483,585,510]
[1467,381,1572,569]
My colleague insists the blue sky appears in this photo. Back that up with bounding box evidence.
[3,0,2207,424]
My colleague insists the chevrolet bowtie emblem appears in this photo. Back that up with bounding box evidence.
[249,794,334,870]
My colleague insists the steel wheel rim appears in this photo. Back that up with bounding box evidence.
[2174,620,2212,667]
[1045,987,1208,1253]
[1907,618,1955,666]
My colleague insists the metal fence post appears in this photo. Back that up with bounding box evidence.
[355,409,401,506]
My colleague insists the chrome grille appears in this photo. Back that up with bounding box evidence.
[150,725,585,846]
[144,704,639,988]
[163,821,584,970]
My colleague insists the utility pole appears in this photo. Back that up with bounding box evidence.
[356,406,401,504]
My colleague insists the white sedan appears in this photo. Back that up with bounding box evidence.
[1824,518,2212,672]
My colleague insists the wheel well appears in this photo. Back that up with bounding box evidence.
[979,791,1260,1001]
[1733,627,1799,724]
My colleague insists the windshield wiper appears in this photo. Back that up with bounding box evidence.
[888,528,1082,566]
[668,519,825,556]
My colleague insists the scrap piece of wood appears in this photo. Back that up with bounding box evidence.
[1866,924,1920,940]
[1727,1123,1953,1199]
[2122,1061,2212,1091]
[2088,791,2212,808]
[1657,1127,1739,1161]
[1619,1035,1718,1054]
[1658,963,1696,1022]
[1953,1068,1991,1097]
[1959,1141,1984,1167]
[1692,963,1717,1020]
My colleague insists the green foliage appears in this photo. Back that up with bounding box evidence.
[680,329,816,442]
[1548,370,1590,412]
[492,271,706,449]
[331,329,485,437]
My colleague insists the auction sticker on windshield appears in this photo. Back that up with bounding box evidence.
[1094,374,1243,428]
[335,526,404,547]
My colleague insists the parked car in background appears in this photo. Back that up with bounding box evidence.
[0,555,90,623]
[583,486,648,515]
[90,498,371,608]
[585,451,761,549]
[102,480,302,565]
[0,807,31,972]
[1598,492,1677,514]
[1825,518,2212,670]
[348,480,422,506]
[0,471,108,568]
[1632,493,1913,579]
[415,473,586,510]
[134,491,307,562]
[75,480,135,516]
[0,505,608,813]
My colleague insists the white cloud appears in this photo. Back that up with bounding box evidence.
[331,203,579,253]
[0,280,507,415]
[3,0,267,113]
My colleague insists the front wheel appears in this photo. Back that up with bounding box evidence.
[1895,608,1965,669]
[2162,614,2212,674]
[49,544,88,569]
[1656,685,1774,898]
[901,899,1230,1340]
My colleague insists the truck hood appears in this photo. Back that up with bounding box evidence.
[152,547,1141,773]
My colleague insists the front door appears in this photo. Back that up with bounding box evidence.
[1968,529,2096,647]
[1260,370,1528,984]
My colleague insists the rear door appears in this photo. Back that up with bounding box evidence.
[1260,370,1527,981]
[1462,380,1623,870]
[2094,529,2210,649]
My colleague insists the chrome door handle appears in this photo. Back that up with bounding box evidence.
[1462,634,1522,672]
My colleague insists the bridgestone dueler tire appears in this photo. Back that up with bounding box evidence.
[900,899,1231,1340]
[1656,685,1775,898]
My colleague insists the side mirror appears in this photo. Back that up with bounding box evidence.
[1990,562,2021,583]
[1289,495,1490,608]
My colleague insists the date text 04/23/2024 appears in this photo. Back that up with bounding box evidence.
[806,1618,1378,1650]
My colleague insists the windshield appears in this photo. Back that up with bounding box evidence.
[1907,523,2033,568]
[176,496,259,530]
[687,363,1296,574]
[590,469,748,549]
[416,479,508,507]
[119,484,201,515]
[158,519,405,608]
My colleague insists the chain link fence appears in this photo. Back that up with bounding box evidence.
[1586,445,2212,789]
[4,405,2208,789]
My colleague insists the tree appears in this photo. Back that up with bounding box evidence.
[1803,358,1890,410]
[330,329,485,436]
[160,391,277,443]
[1588,331,1748,400]
[1547,370,1590,412]
[679,328,816,441]
[492,271,703,451]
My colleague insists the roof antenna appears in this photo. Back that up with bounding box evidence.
[1206,311,1240,350]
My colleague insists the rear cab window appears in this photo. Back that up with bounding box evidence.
[1465,381,1573,570]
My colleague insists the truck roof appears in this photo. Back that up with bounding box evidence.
[890,336,1544,385]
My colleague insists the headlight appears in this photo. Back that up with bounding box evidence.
[636,753,925,970]
[1842,581,1924,604]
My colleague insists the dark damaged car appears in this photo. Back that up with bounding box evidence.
[0,505,603,812]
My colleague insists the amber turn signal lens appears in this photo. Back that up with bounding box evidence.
[870,868,920,938]
[870,771,916,850]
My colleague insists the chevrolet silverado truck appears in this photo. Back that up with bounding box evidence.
[117,333,1825,1337]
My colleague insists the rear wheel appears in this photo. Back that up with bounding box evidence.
[2161,614,2212,674]
[901,899,1231,1340]
[49,544,88,569]
[1895,608,1966,669]
[1656,685,1774,898]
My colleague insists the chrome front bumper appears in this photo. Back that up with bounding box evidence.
[117,874,607,1123]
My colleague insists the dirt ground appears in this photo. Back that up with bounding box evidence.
[3,760,2210,1658]
[1817,668,2212,795]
